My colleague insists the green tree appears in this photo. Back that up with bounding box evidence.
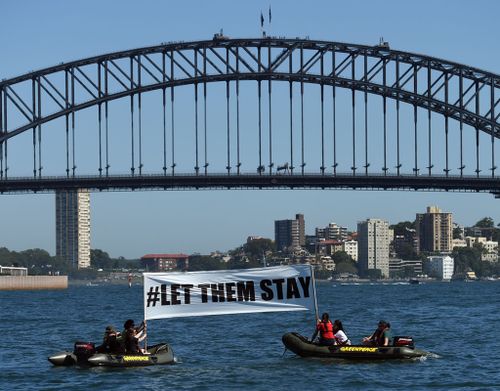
[243,239,275,260]
[397,243,418,260]
[453,227,463,239]
[91,249,115,269]
[331,251,352,264]
[475,217,494,228]
[334,261,358,274]
[188,255,225,271]
[226,257,261,270]
[452,246,483,276]
[389,221,415,236]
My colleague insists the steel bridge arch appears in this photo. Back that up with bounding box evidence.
[1,37,499,144]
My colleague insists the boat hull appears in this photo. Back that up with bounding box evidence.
[282,332,427,360]
[48,343,175,367]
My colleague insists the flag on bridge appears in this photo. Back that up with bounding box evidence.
[143,265,317,320]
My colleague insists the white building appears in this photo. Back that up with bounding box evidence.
[56,189,91,269]
[482,240,499,262]
[452,238,467,249]
[315,222,348,241]
[464,236,498,262]
[342,240,358,262]
[427,255,454,280]
[320,256,335,271]
[357,219,390,277]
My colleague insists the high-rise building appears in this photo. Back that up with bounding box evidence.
[315,222,348,241]
[274,213,305,251]
[357,218,390,277]
[56,189,91,269]
[416,206,453,253]
[296,214,305,247]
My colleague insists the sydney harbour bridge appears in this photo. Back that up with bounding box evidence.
[0,37,498,196]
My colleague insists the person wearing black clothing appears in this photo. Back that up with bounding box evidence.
[122,319,147,354]
[96,325,123,353]
[362,320,392,346]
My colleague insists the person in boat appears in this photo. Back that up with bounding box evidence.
[332,319,351,345]
[311,312,336,346]
[362,320,392,346]
[96,325,123,353]
[123,319,147,354]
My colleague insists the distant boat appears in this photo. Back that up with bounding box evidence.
[409,279,420,285]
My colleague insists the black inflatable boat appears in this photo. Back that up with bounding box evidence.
[48,341,175,367]
[282,332,428,360]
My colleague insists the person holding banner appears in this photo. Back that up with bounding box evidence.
[123,319,148,354]
[312,313,336,346]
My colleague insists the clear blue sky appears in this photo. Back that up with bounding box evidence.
[0,0,498,258]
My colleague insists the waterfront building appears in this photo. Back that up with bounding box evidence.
[316,239,343,256]
[388,258,423,277]
[427,255,454,280]
[357,218,390,277]
[141,254,189,272]
[416,206,453,253]
[342,240,358,261]
[0,265,28,276]
[274,213,305,251]
[320,256,335,271]
[55,189,91,269]
[315,222,348,241]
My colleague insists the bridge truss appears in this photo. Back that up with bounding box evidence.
[0,37,498,195]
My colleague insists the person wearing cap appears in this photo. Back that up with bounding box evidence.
[122,319,147,354]
[362,320,392,346]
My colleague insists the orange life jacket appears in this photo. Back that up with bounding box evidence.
[317,320,334,339]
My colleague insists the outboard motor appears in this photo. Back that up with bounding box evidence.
[73,341,96,362]
[393,336,415,348]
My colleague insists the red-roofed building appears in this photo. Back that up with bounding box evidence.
[141,253,189,272]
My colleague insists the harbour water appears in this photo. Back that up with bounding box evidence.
[1,280,499,390]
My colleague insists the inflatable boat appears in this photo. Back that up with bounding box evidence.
[282,332,428,360]
[48,341,175,367]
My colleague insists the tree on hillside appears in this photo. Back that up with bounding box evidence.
[188,255,225,271]
[334,261,358,275]
[453,227,463,239]
[91,249,117,270]
[397,242,418,260]
[475,217,494,228]
[389,221,415,236]
[331,251,352,264]
[243,238,275,260]
[452,246,483,276]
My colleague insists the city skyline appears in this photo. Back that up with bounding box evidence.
[0,0,498,258]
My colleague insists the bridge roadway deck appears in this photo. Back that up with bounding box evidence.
[0,173,499,196]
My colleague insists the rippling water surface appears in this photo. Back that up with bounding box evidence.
[1,281,499,390]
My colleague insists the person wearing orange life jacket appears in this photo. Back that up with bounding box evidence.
[311,312,336,346]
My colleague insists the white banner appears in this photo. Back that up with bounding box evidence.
[143,265,316,320]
